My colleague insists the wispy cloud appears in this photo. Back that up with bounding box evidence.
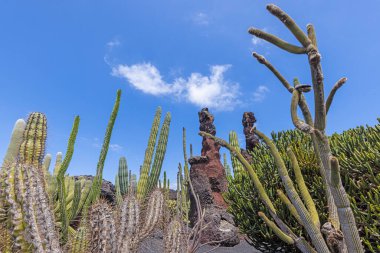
[92,137,123,152]
[253,85,270,102]
[106,38,121,49]
[192,12,210,26]
[112,63,240,111]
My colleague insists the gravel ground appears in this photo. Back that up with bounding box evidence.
[138,231,261,253]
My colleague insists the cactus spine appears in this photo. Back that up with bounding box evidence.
[118,157,129,196]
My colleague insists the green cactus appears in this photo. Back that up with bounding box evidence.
[85,89,121,209]
[229,131,244,174]
[118,156,129,196]
[137,108,171,200]
[223,153,232,177]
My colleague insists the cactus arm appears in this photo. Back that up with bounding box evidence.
[252,53,294,92]
[42,154,52,177]
[330,157,364,253]
[2,119,26,165]
[139,190,164,239]
[248,27,306,54]
[326,77,348,114]
[115,175,123,206]
[86,90,121,208]
[228,131,245,174]
[57,116,80,244]
[291,90,314,134]
[254,129,330,253]
[307,24,318,49]
[277,189,303,226]
[199,131,276,213]
[68,180,81,223]
[137,106,162,200]
[147,112,171,197]
[258,212,294,245]
[266,4,311,48]
[287,148,320,228]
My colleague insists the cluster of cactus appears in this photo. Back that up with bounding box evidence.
[226,123,380,252]
[136,107,171,201]
[201,4,366,253]
[86,189,164,253]
[0,89,121,252]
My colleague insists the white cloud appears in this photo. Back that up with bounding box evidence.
[253,85,270,102]
[112,63,240,111]
[106,38,120,49]
[192,12,210,26]
[109,144,123,152]
[251,37,262,45]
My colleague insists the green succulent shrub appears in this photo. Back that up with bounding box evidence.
[225,120,380,252]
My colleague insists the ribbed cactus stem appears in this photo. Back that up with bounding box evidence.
[164,219,185,253]
[118,196,140,252]
[223,153,232,177]
[86,89,121,210]
[258,212,294,245]
[229,131,244,174]
[57,116,80,244]
[330,156,364,253]
[19,112,47,168]
[182,128,190,182]
[140,190,164,238]
[287,148,320,228]
[254,129,330,253]
[146,112,171,197]
[2,119,26,166]
[0,119,26,216]
[115,175,123,206]
[137,107,162,200]
[89,199,117,253]
[118,157,129,196]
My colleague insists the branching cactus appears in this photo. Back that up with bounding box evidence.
[200,4,364,253]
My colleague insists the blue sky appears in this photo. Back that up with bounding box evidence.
[1,1,379,186]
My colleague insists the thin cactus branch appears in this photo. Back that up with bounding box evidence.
[326,77,348,114]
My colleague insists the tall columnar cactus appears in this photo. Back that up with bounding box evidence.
[85,89,121,208]
[0,119,26,222]
[56,116,80,244]
[229,131,244,174]
[164,218,186,253]
[137,107,171,200]
[89,199,117,253]
[201,4,364,253]
[118,157,129,196]
[223,153,232,177]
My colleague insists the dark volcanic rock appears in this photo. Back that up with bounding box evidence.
[73,175,115,203]
[242,112,259,152]
[189,108,240,247]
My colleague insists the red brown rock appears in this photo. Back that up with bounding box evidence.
[189,108,239,247]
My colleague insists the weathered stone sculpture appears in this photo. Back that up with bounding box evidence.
[189,108,240,246]
[242,112,259,152]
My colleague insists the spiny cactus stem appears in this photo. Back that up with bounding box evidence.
[57,116,80,244]
[287,148,320,228]
[291,90,314,134]
[266,4,311,48]
[330,156,364,252]
[276,189,303,226]
[306,24,318,49]
[258,212,294,245]
[326,77,348,114]
[254,129,330,253]
[252,52,294,93]
[248,27,306,54]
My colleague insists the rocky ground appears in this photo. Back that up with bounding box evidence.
[138,230,261,253]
